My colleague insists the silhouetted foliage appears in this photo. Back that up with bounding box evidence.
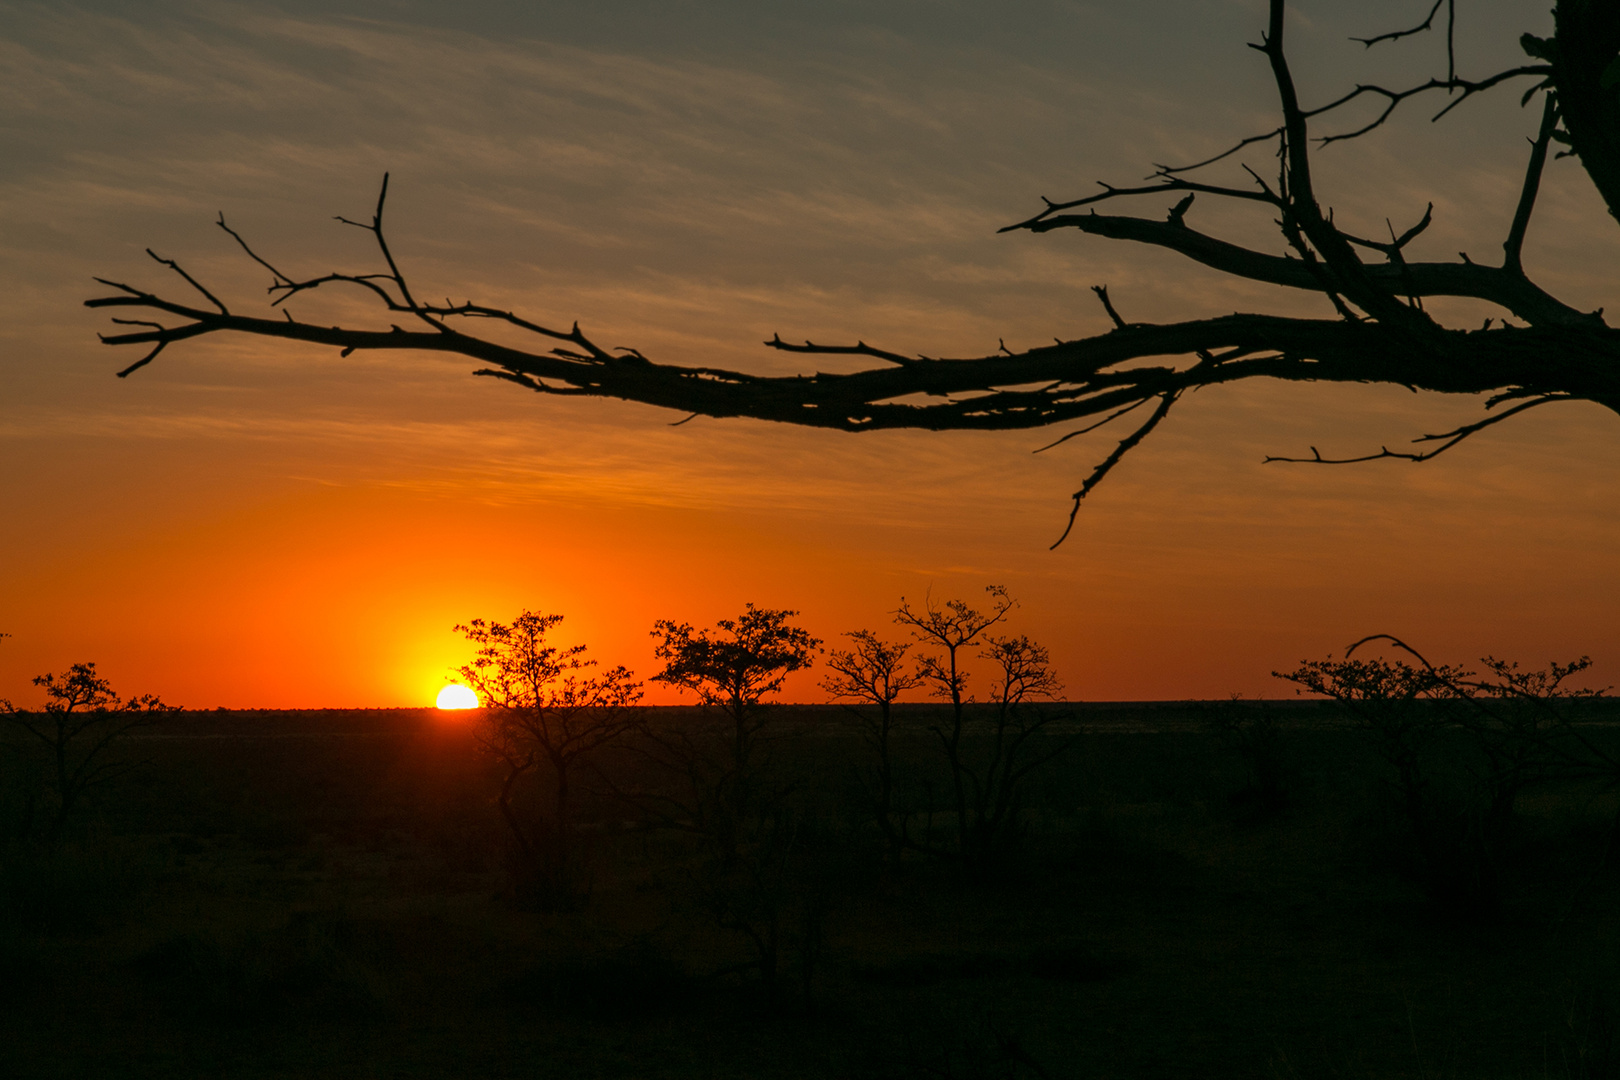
[2,662,173,844]
[895,588,1070,873]
[643,605,820,864]
[1278,635,1606,913]
[453,610,642,909]
[639,605,827,1004]
[822,630,922,861]
[90,1,1620,542]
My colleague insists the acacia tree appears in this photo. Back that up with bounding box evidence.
[87,1,1620,541]
[820,630,922,860]
[644,606,824,1001]
[645,605,820,864]
[958,634,1069,868]
[1277,634,1605,910]
[895,585,1024,866]
[2,662,174,843]
[1279,644,1459,862]
[453,610,642,908]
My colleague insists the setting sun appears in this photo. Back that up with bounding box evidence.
[436,684,478,710]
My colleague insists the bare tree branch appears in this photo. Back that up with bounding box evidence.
[1263,395,1575,464]
[1004,204,1598,329]
[1505,94,1562,272]
[1354,0,1447,52]
[1050,391,1177,549]
[84,2,1620,544]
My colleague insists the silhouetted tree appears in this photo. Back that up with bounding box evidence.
[896,587,1012,855]
[957,634,1069,867]
[1280,646,1456,850]
[89,1,1620,541]
[640,605,825,1002]
[643,605,821,865]
[1278,634,1605,912]
[896,588,1070,871]
[1,662,173,843]
[453,609,642,909]
[821,630,922,861]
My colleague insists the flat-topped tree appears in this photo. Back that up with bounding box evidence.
[453,610,643,910]
[646,605,820,866]
[88,1,1620,544]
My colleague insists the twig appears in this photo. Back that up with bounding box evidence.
[1091,285,1128,329]
[1264,395,1573,464]
[1050,390,1177,549]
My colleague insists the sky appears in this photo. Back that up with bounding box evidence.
[2,0,1618,708]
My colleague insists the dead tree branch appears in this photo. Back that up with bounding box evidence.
[86,0,1620,543]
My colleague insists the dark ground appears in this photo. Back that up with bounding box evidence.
[3,702,1619,1079]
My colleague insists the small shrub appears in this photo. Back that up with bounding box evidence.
[2,661,175,844]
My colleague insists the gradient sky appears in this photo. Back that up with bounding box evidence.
[3,0,1617,708]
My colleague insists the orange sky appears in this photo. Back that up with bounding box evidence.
[2,1,1617,708]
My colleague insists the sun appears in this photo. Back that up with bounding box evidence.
[436,684,479,710]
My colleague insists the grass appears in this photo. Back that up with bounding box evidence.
[0,702,1617,1078]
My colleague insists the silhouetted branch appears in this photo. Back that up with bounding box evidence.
[1001,176,1281,232]
[1346,633,1439,668]
[1090,285,1128,329]
[1504,94,1561,271]
[1050,390,1177,549]
[1264,394,1574,464]
[1342,204,1435,259]
[1160,39,1543,171]
[1032,397,1152,454]
[87,1,1620,544]
[765,335,917,366]
[1354,0,1447,53]
[1313,68,1551,148]
[146,249,228,314]
[1156,129,1284,177]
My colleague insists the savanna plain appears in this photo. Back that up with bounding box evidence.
[4,672,1620,1079]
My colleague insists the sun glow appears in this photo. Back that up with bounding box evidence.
[436,684,479,710]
